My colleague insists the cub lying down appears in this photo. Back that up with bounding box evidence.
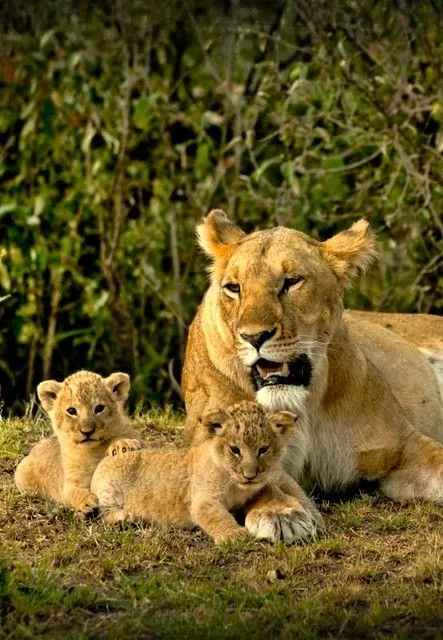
[14,370,141,514]
[91,401,323,543]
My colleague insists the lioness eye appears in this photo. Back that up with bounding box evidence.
[223,283,240,295]
[230,445,241,456]
[258,446,270,456]
[95,404,105,414]
[66,407,77,416]
[280,276,304,295]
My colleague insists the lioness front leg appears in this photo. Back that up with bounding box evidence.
[380,433,443,503]
[191,498,248,544]
[277,474,325,531]
[244,483,322,544]
[105,438,142,457]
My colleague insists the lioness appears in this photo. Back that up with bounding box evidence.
[91,401,323,543]
[14,370,141,514]
[182,210,443,543]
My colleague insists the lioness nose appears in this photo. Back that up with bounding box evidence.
[242,471,258,480]
[240,328,276,350]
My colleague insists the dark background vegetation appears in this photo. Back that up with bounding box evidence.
[0,0,442,412]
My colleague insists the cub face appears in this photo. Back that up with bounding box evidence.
[37,371,130,446]
[202,401,297,486]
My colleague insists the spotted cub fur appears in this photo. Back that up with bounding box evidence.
[14,370,141,514]
[91,401,323,543]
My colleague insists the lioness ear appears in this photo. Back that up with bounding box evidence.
[104,372,130,402]
[201,408,231,437]
[321,219,377,286]
[197,209,246,274]
[268,411,298,436]
[37,380,63,411]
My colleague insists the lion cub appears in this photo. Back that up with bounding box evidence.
[91,401,315,543]
[14,370,141,514]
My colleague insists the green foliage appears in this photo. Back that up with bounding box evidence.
[0,558,13,615]
[0,1,442,411]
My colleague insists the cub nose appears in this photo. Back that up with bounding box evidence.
[242,471,258,481]
[240,328,276,350]
[80,427,95,436]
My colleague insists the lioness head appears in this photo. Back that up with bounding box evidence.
[198,210,376,413]
[37,370,130,446]
[202,401,297,485]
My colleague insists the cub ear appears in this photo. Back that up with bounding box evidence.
[201,408,231,437]
[321,219,377,286]
[37,380,63,412]
[196,209,246,275]
[104,372,130,402]
[268,411,298,436]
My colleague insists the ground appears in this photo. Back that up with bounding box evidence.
[1,409,442,640]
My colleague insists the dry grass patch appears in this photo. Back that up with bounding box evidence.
[1,412,442,639]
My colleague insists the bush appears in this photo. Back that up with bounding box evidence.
[0,0,442,411]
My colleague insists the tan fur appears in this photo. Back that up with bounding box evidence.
[182,211,443,541]
[345,310,443,351]
[14,370,141,514]
[91,401,323,543]
[381,432,443,503]
[345,310,443,386]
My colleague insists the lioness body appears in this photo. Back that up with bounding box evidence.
[345,310,443,353]
[346,310,443,386]
[92,402,323,543]
[15,371,141,513]
[186,302,441,481]
[182,212,443,541]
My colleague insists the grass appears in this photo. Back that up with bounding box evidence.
[1,411,442,639]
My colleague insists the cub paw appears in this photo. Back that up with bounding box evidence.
[106,438,141,457]
[75,493,99,517]
[102,507,127,525]
[214,528,248,544]
[245,505,323,545]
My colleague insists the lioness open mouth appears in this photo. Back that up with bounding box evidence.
[251,353,312,389]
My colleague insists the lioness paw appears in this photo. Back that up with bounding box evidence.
[245,506,323,545]
[106,438,141,457]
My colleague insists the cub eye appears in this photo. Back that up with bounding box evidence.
[258,446,270,456]
[280,276,304,296]
[95,404,105,414]
[229,445,241,456]
[66,407,77,416]
[223,283,240,296]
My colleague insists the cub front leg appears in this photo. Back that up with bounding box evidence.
[105,438,142,457]
[191,498,248,544]
[380,432,443,503]
[62,461,98,515]
[244,482,323,545]
[63,483,98,515]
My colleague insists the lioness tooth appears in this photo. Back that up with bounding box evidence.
[281,363,290,376]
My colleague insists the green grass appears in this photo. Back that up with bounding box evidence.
[1,413,442,639]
